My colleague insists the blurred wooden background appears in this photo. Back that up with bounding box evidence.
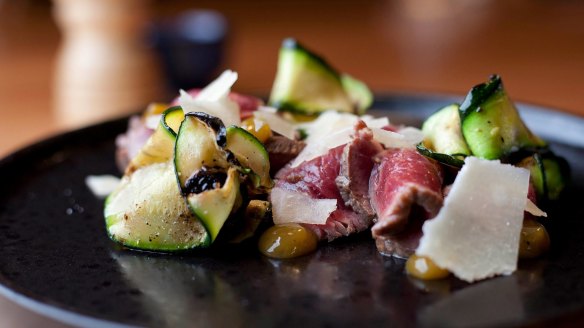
[0,0,583,326]
[1,0,584,159]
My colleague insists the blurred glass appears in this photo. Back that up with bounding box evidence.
[151,9,227,92]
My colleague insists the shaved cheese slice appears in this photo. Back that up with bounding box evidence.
[289,114,393,167]
[371,127,421,148]
[525,199,547,217]
[299,111,390,144]
[178,70,241,127]
[254,107,297,140]
[181,98,241,127]
[416,157,530,282]
[300,111,357,144]
[86,175,121,198]
[290,127,353,167]
[362,115,390,129]
[271,187,336,225]
[398,127,425,145]
[194,70,238,102]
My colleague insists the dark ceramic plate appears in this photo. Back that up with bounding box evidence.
[1,94,584,328]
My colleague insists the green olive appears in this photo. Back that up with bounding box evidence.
[258,224,318,259]
[519,218,550,259]
[406,254,450,280]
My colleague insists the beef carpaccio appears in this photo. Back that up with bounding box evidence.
[101,39,568,283]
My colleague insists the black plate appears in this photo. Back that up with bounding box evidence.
[1,94,584,328]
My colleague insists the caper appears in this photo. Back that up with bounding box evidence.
[258,223,318,259]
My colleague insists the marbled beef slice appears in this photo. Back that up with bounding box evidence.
[369,148,444,258]
[275,145,371,241]
[336,121,383,218]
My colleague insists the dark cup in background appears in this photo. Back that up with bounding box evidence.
[151,10,228,94]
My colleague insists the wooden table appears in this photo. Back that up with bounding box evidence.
[0,0,583,326]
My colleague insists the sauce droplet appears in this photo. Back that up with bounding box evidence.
[519,218,550,259]
[258,224,318,259]
[406,254,450,280]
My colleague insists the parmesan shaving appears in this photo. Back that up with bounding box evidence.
[362,116,390,129]
[299,111,390,144]
[299,111,357,144]
[289,127,353,167]
[178,70,241,127]
[525,198,547,217]
[287,112,396,167]
[271,187,336,225]
[86,175,121,198]
[253,107,297,140]
[416,157,530,282]
[371,127,419,149]
[193,70,238,102]
[398,127,425,145]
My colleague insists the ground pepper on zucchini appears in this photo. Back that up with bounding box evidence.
[106,87,275,251]
[106,108,273,251]
[102,38,569,284]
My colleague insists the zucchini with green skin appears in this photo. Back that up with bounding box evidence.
[518,152,569,200]
[187,167,241,242]
[162,106,186,135]
[341,74,373,115]
[225,126,273,190]
[174,112,243,243]
[542,156,570,200]
[126,106,185,174]
[269,38,372,115]
[105,110,275,251]
[422,103,471,158]
[174,112,231,189]
[459,75,546,160]
[105,161,210,251]
[416,143,465,168]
